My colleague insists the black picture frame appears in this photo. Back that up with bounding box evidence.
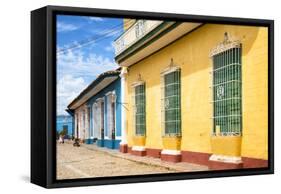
[31,5,274,188]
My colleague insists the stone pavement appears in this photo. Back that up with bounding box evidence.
[56,141,208,180]
[83,143,209,172]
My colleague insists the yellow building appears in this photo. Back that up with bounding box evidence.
[114,19,268,169]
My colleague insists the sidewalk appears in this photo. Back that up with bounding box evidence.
[82,143,209,172]
[57,142,176,179]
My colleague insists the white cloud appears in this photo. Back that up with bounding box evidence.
[57,49,118,78]
[57,22,79,32]
[56,49,119,115]
[104,42,115,52]
[87,16,104,22]
[57,74,87,115]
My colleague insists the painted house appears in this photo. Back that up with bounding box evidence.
[56,115,73,138]
[114,19,268,169]
[67,69,122,150]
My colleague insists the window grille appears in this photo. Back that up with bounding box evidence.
[161,68,181,136]
[133,84,146,136]
[212,47,242,136]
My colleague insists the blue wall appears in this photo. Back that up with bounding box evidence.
[56,115,73,137]
[86,77,122,140]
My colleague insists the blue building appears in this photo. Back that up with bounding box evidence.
[56,115,73,138]
[67,69,122,150]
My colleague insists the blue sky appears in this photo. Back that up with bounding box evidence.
[56,15,123,115]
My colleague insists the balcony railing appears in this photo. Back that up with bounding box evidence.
[114,20,163,56]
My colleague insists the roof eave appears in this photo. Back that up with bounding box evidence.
[67,70,120,110]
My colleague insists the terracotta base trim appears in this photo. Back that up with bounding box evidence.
[209,156,268,170]
[182,150,268,169]
[132,146,146,151]
[146,148,161,158]
[161,153,181,163]
[119,144,128,153]
[209,154,242,164]
[127,147,268,169]
[131,150,146,156]
[181,150,211,166]
[209,160,243,170]
[127,146,146,156]
[242,157,268,168]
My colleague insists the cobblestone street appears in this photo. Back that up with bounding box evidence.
[57,142,208,180]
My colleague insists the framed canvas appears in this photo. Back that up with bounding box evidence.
[31,5,274,188]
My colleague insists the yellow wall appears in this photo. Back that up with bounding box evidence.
[125,24,268,160]
[241,27,268,159]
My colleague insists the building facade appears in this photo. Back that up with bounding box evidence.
[114,20,268,169]
[56,115,73,138]
[68,70,122,150]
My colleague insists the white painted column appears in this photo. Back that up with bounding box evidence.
[85,106,90,140]
[74,113,78,138]
[120,67,128,146]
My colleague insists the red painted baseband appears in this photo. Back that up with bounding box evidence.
[127,147,267,168]
[182,150,268,169]
[146,148,161,158]
[181,151,211,166]
[242,157,268,168]
[209,160,243,170]
[127,146,132,154]
[127,146,146,156]
[161,154,182,163]
[131,150,146,156]
[119,144,128,153]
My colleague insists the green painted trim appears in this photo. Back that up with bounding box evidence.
[115,21,181,63]
[127,24,204,69]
